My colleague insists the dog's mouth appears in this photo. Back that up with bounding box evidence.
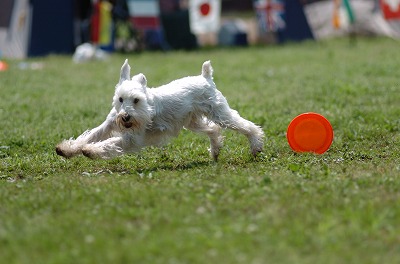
[117,116,137,130]
[122,121,133,128]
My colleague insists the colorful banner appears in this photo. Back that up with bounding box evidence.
[332,0,355,29]
[127,0,160,29]
[254,0,286,32]
[91,1,113,47]
[99,1,113,46]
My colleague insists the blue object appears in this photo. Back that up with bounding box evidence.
[29,0,74,56]
[277,0,314,43]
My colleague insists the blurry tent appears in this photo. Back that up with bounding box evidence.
[218,20,248,46]
[253,0,314,43]
[0,0,31,59]
[73,0,92,47]
[0,0,91,58]
[280,0,314,42]
[28,0,74,56]
[127,0,167,49]
[253,0,400,43]
[303,0,400,39]
[159,0,197,50]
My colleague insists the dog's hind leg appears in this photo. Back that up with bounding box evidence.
[185,116,224,161]
[209,99,264,157]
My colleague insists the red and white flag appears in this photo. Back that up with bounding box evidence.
[189,0,221,34]
[127,0,160,29]
[380,0,400,20]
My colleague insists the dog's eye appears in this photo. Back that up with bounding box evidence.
[133,98,139,104]
[119,97,123,103]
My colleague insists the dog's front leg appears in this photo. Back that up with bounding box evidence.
[56,110,117,158]
[81,133,140,159]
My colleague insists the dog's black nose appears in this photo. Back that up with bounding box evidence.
[122,115,130,122]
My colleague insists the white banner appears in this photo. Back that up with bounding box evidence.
[189,0,221,34]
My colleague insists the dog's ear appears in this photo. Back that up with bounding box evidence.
[132,73,147,87]
[119,59,131,85]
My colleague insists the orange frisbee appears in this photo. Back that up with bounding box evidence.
[0,61,8,71]
[287,112,333,154]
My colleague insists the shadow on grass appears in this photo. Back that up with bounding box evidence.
[135,160,213,173]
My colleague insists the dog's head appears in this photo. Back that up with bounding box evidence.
[113,59,153,131]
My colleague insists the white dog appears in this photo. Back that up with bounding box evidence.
[56,60,264,161]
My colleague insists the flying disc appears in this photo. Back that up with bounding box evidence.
[287,112,333,154]
[0,61,8,71]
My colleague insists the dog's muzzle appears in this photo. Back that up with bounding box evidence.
[121,114,130,123]
[122,122,133,128]
[118,114,134,129]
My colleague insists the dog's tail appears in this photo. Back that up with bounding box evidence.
[201,60,213,79]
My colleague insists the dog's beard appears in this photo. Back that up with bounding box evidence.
[116,105,154,132]
[121,121,133,129]
[116,116,141,130]
[116,114,153,132]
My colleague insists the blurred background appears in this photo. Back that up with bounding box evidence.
[0,0,399,59]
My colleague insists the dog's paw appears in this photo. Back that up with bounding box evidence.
[209,135,224,162]
[55,145,66,157]
[249,137,264,158]
[251,147,263,158]
[82,144,103,159]
[55,140,82,158]
[82,144,120,159]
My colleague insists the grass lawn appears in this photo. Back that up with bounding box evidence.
[0,38,399,263]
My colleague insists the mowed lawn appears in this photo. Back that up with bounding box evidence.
[0,38,399,263]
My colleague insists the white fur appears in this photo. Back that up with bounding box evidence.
[56,60,264,160]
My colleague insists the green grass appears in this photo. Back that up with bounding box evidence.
[0,38,399,263]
